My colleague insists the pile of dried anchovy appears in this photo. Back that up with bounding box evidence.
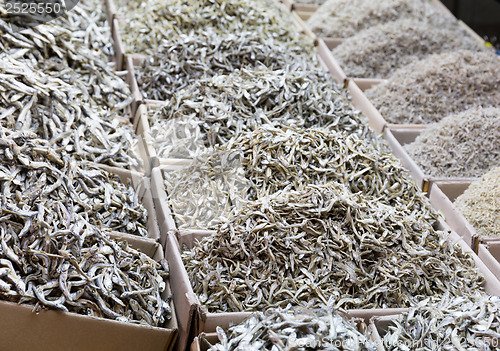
[404,107,500,178]
[224,126,431,216]
[0,128,148,237]
[454,167,500,238]
[137,29,315,101]
[365,50,500,124]
[162,156,249,230]
[209,303,376,351]
[0,130,170,326]
[384,294,500,350]
[183,182,483,312]
[307,0,439,38]
[118,0,306,54]
[148,68,372,159]
[332,17,485,78]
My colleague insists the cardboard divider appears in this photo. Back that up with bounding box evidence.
[0,236,177,351]
[103,0,117,31]
[151,168,180,244]
[92,164,161,242]
[124,56,144,120]
[134,104,157,166]
[111,18,125,71]
[347,79,386,134]
[292,3,319,13]
[323,37,344,50]
[352,78,384,92]
[316,39,346,83]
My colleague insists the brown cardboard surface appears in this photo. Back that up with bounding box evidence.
[383,129,427,191]
[352,78,384,92]
[292,3,319,13]
[151,167,178,243]
[125,56,143,119]
[111,18,125,70]
[347,79,386,134]
[104,0,116,31]
[317,39,346,83]
[92,164,161,242]
[323,37,344,50]
[0,237,177,351]
[134,104,157,170]
[479,243,500,283]
[291,11,317,41]
[165,233,200,351]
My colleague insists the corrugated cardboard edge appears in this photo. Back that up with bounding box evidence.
[347,79,386,134]
[383,129,427,191]
[317,39,346,83]
[151,168,179,245]
[0,236,177,351]
[91,163,161,242]
[166,233,200,351]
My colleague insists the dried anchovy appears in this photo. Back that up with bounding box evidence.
[332,17,486,78]
[162,156,249,230]
[0,127,148,237]
[148,68,373,159]
[307,0,440,38]
[224,126,432,216]
[118,0,307,54]
[384,293,500,350]
[454,167,500,238]
[137,29,315,101]
[183,181,483,312]
[404,107,500,178]
[365,50,500,124]
[210,302,376,351]
[0,132,170,326]
[0,53,138,168]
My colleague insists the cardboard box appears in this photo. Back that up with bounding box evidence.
[290,11,317,42]
[0,235,177,351]
[478,243,500,283]
[124,55,144,120]
[323,37,344,50]
[316,39,346,83]
[352,78,384,92]
[93,164,161,243]
[346,79,386,134]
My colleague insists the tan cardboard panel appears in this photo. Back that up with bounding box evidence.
[291,11,317,41]
[151,168,178,245]
[292,4,319,13]
[347,80,386,134]
[383,129,427,191]
[323,37,343,50]
[280,0,293,11]
[317,39,346,83]
[125,56,143,119]
[352,78,384,92]
[479,243,500,283]
[389,128,423,146]
[134,104,158,165]
[111,18,125,70]
[0,238,177,351]
[104,0,116,31]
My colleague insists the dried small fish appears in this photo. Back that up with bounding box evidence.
[384,293,500,350]
[0,127,148,237]
[183,181,483,312]
[0,130,169,326]
[118,0,307,54]
[365,50,500,124]
[332,17,486,78]
[404,107,500,178]
[148,68,373,159]
[454,166,500,238]
[210,302,376,350]
[307,0,440,38]
[137,29,315,101]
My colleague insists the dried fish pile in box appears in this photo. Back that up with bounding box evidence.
[0,128,147,236]
[162,156,249,230]
[209,303,375,350]
[148,68,373,159]
[224,126,431,216]
[183,181,483,312]
[404,107,500,178]
[137,29,315,101]
[365,50,500,124]
[0,0,139,169]
[0,129,170,326]
[384,293,500,350]
[118,0,307,54]
[332,17,485,78]
[307,0,439,38]
[454,167,500,238]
